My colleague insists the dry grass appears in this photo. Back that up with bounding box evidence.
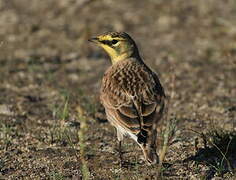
[157,64,178,176]
[77,105,90,180]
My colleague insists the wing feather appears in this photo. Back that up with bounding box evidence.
[100,59,165,139]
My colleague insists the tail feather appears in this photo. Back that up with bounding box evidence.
[137,129,148,144]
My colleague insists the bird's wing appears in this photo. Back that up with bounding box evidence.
[100,60,165,141]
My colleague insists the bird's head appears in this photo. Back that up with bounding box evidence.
[89,32,140,64]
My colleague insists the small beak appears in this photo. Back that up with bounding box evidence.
[88,37,99,43]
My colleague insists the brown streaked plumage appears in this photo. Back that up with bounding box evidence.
[89,32,165,164]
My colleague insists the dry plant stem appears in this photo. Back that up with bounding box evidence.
[193,130,233,173]
[211,138,233,172]
[158,65,176,172]
[59,96,69,128]
[158,97,170,170]
[77,105,90,180]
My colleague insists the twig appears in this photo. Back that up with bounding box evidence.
[157,63,176,175]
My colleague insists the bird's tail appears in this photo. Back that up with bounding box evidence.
[140,143,158,164]
[138,128,159,164]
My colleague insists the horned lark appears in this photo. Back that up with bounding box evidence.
[89,32,165,164]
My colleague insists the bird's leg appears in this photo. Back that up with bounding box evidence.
[118,140,124,167]
[116,129,125,167]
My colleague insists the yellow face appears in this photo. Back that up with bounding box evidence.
[89,32,138,64]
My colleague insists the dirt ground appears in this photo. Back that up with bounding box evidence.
[0,0,236,179]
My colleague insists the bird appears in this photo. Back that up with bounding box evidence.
[89,32,165,165]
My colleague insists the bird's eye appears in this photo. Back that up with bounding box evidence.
[111,40,118,45]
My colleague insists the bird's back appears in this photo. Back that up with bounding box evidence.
[100,58,165,144]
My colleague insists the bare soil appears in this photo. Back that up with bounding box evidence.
[0,0,236,179]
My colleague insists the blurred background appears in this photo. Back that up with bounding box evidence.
[0,0,236,179]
